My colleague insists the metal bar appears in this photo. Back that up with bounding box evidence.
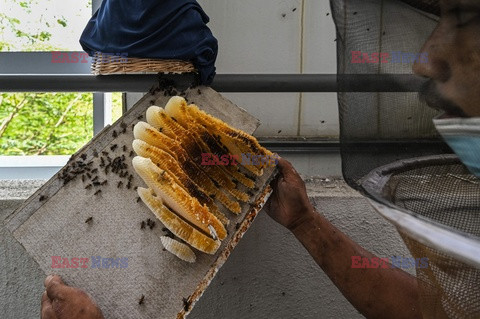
[259,140,340,153]
[93,93,113,135]
[0,74,427,93]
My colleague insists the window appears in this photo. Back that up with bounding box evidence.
[0,0,123,178]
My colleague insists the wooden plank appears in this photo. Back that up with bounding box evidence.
[5,86,276,318]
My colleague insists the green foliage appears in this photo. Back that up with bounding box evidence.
[111,92,123,122]
[57,18,67,27]
[0,93,93,155]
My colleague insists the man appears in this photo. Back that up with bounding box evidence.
[41,0,479,317]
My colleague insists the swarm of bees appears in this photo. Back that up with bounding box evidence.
[132,96,276,262]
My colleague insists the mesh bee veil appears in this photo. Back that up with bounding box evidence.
[329,0,480,318]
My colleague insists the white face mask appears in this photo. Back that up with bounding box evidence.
[433,116,480,178]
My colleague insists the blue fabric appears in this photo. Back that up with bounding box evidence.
[79,0,218,84]
[433,117,480,178]
[441,135,480,177]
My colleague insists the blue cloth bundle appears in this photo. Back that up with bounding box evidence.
[80,0,218,84]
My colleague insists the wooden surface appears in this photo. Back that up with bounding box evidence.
[5,86,277,319]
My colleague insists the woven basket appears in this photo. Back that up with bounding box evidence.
[91,52,196,75]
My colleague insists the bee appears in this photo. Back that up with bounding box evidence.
[131,124,135,131]
[93,150,99,158]
[197,89,201,95]
[235,223,240,230]
[39,195,47,201]
[137,115,143,120]
[85,184,92,190]
[122,145,127,152]
[182,297,190,312]
[110,144,118,151]
[141,221,146,229]
[102,151,109,156]
[138,294,145,305]
[117,181,123,188]
[92,176,99,182]
[136,197,141,203]
[112,130,118,138]
[146,219,155,229]
[100,180,108,186]
[162,228,174,238]
[91,168,98,174]
[126,181,131,189]
[292,8,297,12]
[85,217,93,224]
[94,189,102,196]
[81,175,86,182]
[277,130,282,134]
[80,154,87,160]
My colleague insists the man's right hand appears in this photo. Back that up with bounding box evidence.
[265,157,315,231]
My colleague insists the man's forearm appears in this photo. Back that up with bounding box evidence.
[291,209,422,319]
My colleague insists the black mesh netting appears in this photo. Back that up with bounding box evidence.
[330,1,480,318]
[330,0,451,189]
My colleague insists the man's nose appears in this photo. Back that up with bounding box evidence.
[412,27,451,82]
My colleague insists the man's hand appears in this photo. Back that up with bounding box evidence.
[265,157,315,231]
[41,275,104,319]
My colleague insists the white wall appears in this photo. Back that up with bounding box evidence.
[198,0,339,138]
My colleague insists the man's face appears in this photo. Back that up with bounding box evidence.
[413,0,480,118]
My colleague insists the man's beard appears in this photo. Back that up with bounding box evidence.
[419,80,468,118]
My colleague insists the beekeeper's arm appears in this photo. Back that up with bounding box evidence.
[266,158,422,319]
